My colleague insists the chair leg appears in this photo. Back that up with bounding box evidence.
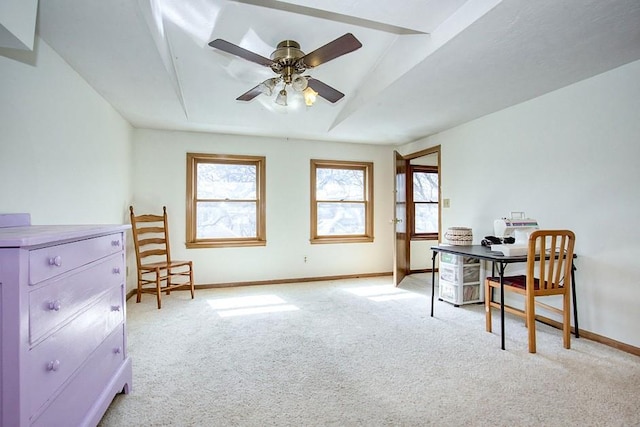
[155,270,162,309]
[563,292,571,349]
[485,279,492,332]
[189,263,195,299]
[136,274,142,303]
[526,293,536,353]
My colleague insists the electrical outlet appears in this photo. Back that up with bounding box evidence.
[443,198,450,208]
[304,256,308,263]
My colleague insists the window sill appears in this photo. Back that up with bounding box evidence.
[310,236,374,244]
[186,239,266,249]
[410,234,439,241]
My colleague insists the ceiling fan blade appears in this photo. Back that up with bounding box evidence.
[236,85,263,101]
[307,78,344,103]
[208,39,274,67]
[301,33,362,68]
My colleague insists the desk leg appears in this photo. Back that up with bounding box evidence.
[430,251,437,317]
[498,262,507,351]
[572,262,579,338]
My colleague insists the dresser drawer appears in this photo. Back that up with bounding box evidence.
[29,252,124,345]
[27,286,124,417]
[30,324,126,427]
[29,233,124,285]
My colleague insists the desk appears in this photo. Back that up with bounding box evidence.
[430,244,578,350]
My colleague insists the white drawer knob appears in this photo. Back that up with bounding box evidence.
[111,240,121,247]
[48,256,62,267]
[112,267,121,274]
[111,305,121,312]
[48,300,61,311]
[47,360,61,372]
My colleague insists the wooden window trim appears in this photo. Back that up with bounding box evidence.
[409,164,438,240]
[186,153,266,248]
[310,159,374,244]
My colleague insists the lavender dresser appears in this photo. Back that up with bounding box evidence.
[0,214,132,426]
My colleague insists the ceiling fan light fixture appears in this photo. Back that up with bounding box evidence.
[275,88,288,106]
[259,78,278,96]
[291,74,308,92]
[303,86,318,106]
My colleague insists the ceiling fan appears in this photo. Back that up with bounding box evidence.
[208,33,362,106]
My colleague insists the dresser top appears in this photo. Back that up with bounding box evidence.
[0,224,130,248]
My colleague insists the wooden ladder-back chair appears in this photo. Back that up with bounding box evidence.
[129,206,194,309]
[485,229,575,353]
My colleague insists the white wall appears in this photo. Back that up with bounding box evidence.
[0,38,133,225]
[401,59,640,348]
[132,129,395,285]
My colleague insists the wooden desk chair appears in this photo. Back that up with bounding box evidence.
[485,229,575,353]
[129,206,195,309]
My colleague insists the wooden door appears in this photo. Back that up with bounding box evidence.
[393,151,408,286]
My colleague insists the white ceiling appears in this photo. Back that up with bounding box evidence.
[36,0,640,145]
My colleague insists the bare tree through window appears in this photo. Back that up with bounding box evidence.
[311,160,373,243]
[411,166,438,237]
[187,154,266,248]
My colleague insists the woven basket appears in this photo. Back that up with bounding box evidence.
[444,227,473,245]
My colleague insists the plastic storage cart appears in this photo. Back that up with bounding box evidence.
[438,252,484,306]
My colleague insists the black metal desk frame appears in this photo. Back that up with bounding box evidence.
[430,245,578,350]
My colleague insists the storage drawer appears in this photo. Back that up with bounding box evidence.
[440,253,479,265]
[439,263,480,284]
[29,252,124,345]
[463,265,480,283]
[439,279,484,305]
[29,233,124,285]
[462,284,482,303]
[439,279,458,303]
[30,325,126,427]
[27,286,124,417]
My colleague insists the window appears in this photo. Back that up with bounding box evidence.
[409,165,438,239]
[186,153,266,248]
[310,159,373,244]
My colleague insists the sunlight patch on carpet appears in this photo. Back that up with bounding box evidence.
[369,293,420,302]
[207,294,299,317]
[345,285,421,301]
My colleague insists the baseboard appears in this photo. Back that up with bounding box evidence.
[487,293,640,358]
[408,268,435,274]
[535,314,640,357]
[195,271,393,289]
[126,289,136,300]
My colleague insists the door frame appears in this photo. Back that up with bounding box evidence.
[393,151,408,286]
[393,145,441,285]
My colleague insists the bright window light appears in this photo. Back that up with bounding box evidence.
[347,285,407,297]
[207,294,299,317]
[369,293,421,302]
[207,295,285,310]
[346,284,422,302]
[217,305,299,318]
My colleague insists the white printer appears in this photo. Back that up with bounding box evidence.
[491,212,539,256]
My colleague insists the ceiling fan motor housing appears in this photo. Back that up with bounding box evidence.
[270,40,306,81]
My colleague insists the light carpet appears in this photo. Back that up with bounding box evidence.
[99,274,640,426]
